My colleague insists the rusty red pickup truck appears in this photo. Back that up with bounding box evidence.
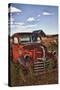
[9,30,57,74]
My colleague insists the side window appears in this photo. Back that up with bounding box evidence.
[32,34,41,43]
[32,34,37,42]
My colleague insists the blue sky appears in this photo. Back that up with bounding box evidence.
[9,3,58,36]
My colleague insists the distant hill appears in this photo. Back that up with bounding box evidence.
[46,34,58,37]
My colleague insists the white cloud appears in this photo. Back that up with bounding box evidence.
[37,14,41,17]
[42,12,53,16]
[14,22,24,25]
[10,24,32,36]
[25,24,36,28]
[9,6,22,13]
[37,19,40,21]
[27,17,35,22]
[10,17,14,22]
[10,22,37,36]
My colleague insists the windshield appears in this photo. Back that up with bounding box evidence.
[19,34,32,43]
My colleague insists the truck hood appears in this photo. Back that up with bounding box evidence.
[22,42,47,50]
[22,42,47,59]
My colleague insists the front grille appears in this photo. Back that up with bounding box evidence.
[33,58,46,75]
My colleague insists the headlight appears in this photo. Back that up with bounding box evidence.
[24,54,30,61]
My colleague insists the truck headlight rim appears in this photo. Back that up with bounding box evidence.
[24,54,31,61]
